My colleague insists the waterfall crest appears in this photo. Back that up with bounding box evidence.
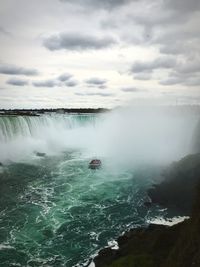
[0,108,199,165]
[0,114,96,142]
[0,114,97,162]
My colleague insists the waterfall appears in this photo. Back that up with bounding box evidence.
[0,107,199,165]
[0,114,96,142]
[0,114,98,163]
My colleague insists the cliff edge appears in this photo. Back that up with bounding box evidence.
[94,154,200,267]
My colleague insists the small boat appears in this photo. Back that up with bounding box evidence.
[89,159,102,169]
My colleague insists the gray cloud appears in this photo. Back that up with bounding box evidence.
[43,33,116,51]
[98,0,200,68]
[121,87,144,92]
[157,29,200,56]
[98,85,107,89]
[0,64,39,76]
[130,57,177,74]
[90,92,113,97]
[165,0,200,14]
[60,0,131,10]
[160,75,200,87]
[177,61,200,74]
[7,78,29,86]
[0,26,11,36]
[57,73,72,81]
[65,80,78,87]
[160,45,182,56]
[159,57,200,86]
[184,79,200,86]
[85,77,107,86]
[32,74,78,88]
[32,79,58,88]
[1,0,200,108]
[134,73,152,80]
[128,0,199,29]
[99,0,189,46]
[75,92,114,97]
[75,92,85,96]
[159,77,182,86]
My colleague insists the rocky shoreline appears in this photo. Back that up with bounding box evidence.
[92,153,200,267]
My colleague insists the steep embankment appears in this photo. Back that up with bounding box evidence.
[148,153,200,214]
[94,153,200,267]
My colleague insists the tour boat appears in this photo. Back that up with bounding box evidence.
[89,159,102,169]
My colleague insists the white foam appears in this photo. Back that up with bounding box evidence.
[108,240,119,250]
[147,216,189,226]
[88,262,95,267]
[0,244,14,250]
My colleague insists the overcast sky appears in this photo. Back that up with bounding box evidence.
[0,0,200,108]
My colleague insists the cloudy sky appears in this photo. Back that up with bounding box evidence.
[0,0,200,108]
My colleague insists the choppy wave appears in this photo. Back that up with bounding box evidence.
[0,109,199,266]
[0,152,163,267]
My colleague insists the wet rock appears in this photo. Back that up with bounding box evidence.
[94,247,118,267]
[93,154,200,267]
[148,154,200,214]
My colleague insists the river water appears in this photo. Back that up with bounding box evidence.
[0,111,198,266]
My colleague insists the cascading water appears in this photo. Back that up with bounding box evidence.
[0,114,98,163]
[0,114,96,143]
[0,108,198,164]
[0,108,199,267]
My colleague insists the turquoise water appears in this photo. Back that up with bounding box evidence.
[0,112,193,267]
[0,152,162,267]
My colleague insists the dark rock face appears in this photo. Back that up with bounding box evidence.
[94,247,118,267]
[94,153,200,267]
[94,222,184,267]
[164,187,200,267]
[148,154,200,214]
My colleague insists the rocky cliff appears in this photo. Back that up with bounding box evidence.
[94,153,200,267]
